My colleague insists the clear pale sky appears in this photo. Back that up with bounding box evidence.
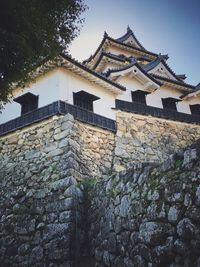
[69,0,200,86]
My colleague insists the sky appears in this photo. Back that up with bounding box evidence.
[69,0,200,86]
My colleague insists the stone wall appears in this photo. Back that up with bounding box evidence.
[114,111,200,171]
[0,114,84,266]
[74,121,115,178]
[0,114,114,267]
[88,142,200,266]
[2,110,200,266]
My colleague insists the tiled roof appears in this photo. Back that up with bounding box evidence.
[93,51,131,70]
[83,33,158,65]
[151,74,195,90]
[105,58,162,86]
[116,26,146,50]
[142,54,184,83]
[142,55,184,82]
[181,83,200,98]
[61,54,126,91]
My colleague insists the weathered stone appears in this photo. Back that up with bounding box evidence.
[61,121,74,131]
[50,177,76,191]
[34,188,49,199]
[195,185,200,206]
[54,130,71,140]
[139,222,174,245]
[11,187,26,198]
[183,148,197,168]
[36,223,45,230]
[95,248,103,262]
[184,193,192,207]
[186,206,200,221]
[131,255,145,267]
[25,150,41,160]
[44,143,58,153]
[30,246,43,262]
[177,218,196,240]
[161,155,175,172]
[152,239,174,265]
[2,106,200,267]
[45,198,74,212]
[8,135,18,144]
[168,206,181,223]
[58,139,69,148]
[102,251,110,266]
[15,219,36,235]
[147,190,159,201]
[62,113,74,122]
[47,148,63,157]
[44,223,72,240]
[138,166,152,185]
[174,239,189,256]
[59,211,74,223]
[118,195,130,217]
[18,243,30,256]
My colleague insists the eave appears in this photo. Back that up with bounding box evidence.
[181,90,200,100]
[151,74,195,92]
[93,52,130,71]
[107,61,161,92]
[143,56,184,83]
[181,84,200,100]
[83,35,158,68]
[15,54,126,95]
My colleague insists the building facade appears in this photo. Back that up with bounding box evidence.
[1,27,200,133]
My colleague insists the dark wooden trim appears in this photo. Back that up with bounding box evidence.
[59,101,116,132]
[0,101,116,136]
[116,99,200,125]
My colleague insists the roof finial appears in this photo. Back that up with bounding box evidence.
[127,25,132,33]
[162,54,169,60]
[104,31,108,37]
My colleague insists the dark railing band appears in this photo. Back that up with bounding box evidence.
[116,99,200,125]
[0,101,116,136]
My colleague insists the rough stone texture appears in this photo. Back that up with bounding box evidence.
[88,145,200,267]
[114,112,200,171]
[0,114,114,266]
[2,110,200,266]
[74,122,115,179]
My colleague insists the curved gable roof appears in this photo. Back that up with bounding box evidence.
[93,51,131,70]
[151,74,195,92]
[83,31,159,66]
[116,26,146,50]
[106,58,162,88]
[143,55,184,82]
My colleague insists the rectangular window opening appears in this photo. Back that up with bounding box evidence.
[73,90,100,112]
[162,97,180,111]
[131,90,149,105]
[14,92,39,115]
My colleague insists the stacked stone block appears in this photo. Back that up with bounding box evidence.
[89,144,200,266]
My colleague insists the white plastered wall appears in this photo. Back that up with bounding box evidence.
[180,95,200,115]
[147,86,191,113]
[115,75,192,114]
[116,76,147,101]
[58,68,117,120]
[0,69,60,124]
